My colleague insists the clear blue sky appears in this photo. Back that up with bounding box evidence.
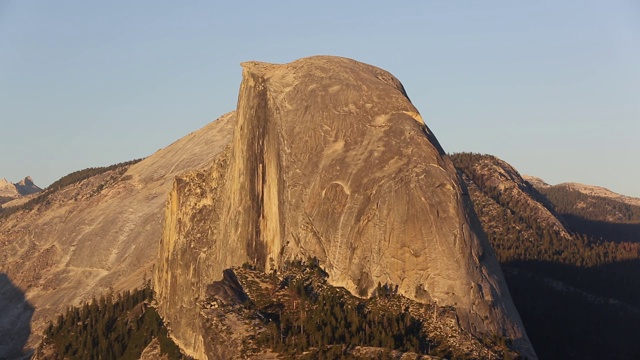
[1,1,639,197]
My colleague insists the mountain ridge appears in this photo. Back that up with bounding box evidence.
[453,152,640,359]
[523,175,640,207]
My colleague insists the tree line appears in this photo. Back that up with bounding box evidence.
[36,284,186,360]
[244,258,511,359]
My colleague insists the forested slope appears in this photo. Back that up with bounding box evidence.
[451,153,640,360]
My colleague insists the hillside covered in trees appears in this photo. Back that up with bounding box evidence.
[451,152,640,360]
[195,259,517,359]
[35,285,185,360]
[538,185,640,244]
[34,259,517,359]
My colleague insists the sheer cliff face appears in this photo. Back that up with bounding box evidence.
[154,56,535,359]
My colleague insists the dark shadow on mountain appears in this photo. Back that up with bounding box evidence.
[534,185,640,243]
[0,273,34,359]
[559,214,640,243]
[502,259,640,360]
[522,181,575,229]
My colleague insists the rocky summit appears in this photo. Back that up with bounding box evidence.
[153,56,536,359]
[0,176,42,205]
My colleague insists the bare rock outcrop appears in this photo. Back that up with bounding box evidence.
[0,113,235,353]
[0,176,42,205]
[15,176,42,196]
[154,56,536,359]
[0,178,20,200]
[140,338,169,360]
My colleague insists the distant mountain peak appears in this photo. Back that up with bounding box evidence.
[557,182,640,207]
[525,176,640,207]
[17,176,35,187]
[14,176,42,196]
[0,176,42,203]
[560,181,614,193]
[0,178,20,200]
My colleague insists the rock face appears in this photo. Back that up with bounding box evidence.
[140,339,169,360]
[154,56,536,359]
[0,178,17,198]
[15,176,42,196]
[0,113,235,354]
